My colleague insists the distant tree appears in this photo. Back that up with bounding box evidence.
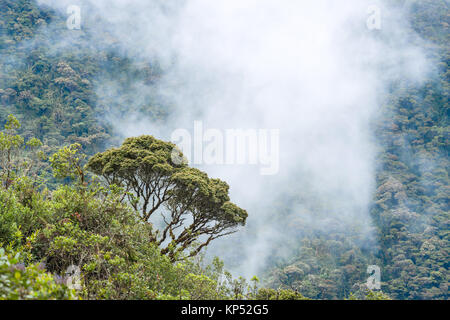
[49,143,86,184]
[87,135,247,261]
[347,289,391,300]
[0,115,43,189]
[255,288,309,300]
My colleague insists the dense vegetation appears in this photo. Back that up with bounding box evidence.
[0,0,448,300]
[0,115,279,300]
[263,0,449,300]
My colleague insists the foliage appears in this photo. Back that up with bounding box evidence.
[0,114,43,188]
[250,0,449,300]
[255,288,309,300]
[49,143,86,183]
[87,136,248,261]
[0,117,255,300]
[0,247,77,300]
[347,290,391,301]
[0,0,447,300]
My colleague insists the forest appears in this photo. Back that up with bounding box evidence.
[0,0,448,300]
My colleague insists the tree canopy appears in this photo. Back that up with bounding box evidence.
[87,135,248,261]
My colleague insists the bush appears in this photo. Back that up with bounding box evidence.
[0,247,77,300]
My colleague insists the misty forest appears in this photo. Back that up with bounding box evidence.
[0,0,448,300]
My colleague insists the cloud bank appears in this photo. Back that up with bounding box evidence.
[38,0,431,278]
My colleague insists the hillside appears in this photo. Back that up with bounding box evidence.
[0,0,448,300]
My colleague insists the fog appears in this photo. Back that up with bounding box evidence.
[38,0,430,278]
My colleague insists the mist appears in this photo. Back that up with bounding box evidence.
[37,0,431,279]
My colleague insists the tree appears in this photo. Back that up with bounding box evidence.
[0,115,43,189]
[87,135,247,261]
[49,143,86,184]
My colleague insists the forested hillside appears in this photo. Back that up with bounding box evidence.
[0,0,448,300]
[264,0,449,300]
